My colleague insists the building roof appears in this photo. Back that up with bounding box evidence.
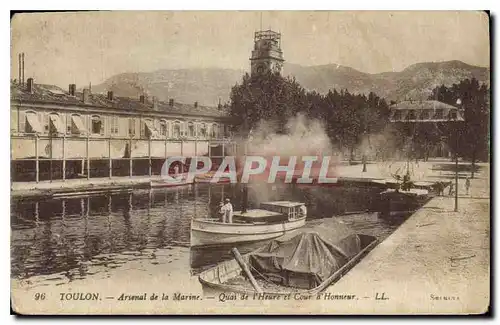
[10,81,229,119]
[390,100,459,111]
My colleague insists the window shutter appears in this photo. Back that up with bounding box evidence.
[19,111,25,133]
[43,113,49,134]
[128,118,133,136]
[100,116,105,135]
[66,114,71,134]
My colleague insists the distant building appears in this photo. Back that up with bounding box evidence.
[389,100,464,123]
[10,78,234,183]
[389,100,465,159]
[250,30,285,76]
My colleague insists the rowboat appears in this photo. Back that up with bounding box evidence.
[198,228,378,296]
[194,171,231,184]
[149,174,193,188]
[190,201,307,247]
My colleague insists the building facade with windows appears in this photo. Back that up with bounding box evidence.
[389,100,465,159]
[389,100,464,123]
[11,79,234,182]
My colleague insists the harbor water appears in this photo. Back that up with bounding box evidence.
[11,183,414,287]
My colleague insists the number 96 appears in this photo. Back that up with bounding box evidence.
[34,293,46,300]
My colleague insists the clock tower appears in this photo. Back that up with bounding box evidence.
[250,30,284,76]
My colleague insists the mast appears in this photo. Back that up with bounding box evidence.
[241,108,250,214]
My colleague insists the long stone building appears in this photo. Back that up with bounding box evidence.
[10,29,291,184]
[10,78,234,182]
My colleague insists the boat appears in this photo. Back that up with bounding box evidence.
[149,174,193,188]
[198,226,378,296]
[194,171,231,184]
[377,188,430,218]
[190,201,307,247]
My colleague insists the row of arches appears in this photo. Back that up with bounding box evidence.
[142,118,220,139]
[18,110,225,139]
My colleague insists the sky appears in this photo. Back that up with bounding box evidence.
[10,11,490,88]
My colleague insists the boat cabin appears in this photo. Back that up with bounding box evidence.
[260,201,306,220]
[233,201,306,224]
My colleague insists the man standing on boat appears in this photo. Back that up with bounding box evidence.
[218,201,226,223]
[221,198,234,223]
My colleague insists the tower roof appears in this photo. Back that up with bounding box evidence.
[254,30,281,42]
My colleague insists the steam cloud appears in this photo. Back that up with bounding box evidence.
[232,113,339,205]
[246,113,336,158]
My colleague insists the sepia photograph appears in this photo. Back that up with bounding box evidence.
[9,10,490,315]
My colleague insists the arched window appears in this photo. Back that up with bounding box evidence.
[188,122,195,138]
[48,113,65,135]
[211,123,218,138]
[160,120,168,137]
[199,123,207,138]
[141,118,154,138]
[420,110,430,120]
[110,116,119,135]
[68,113,86,135]
[407,110,416,120]
[91,115,103,135]
[22,111,42,134]
[173,121,181,138]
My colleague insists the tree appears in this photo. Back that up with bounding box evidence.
[229,71,308,135]
[412,123,442,161]
[429,78,490,172]
[229,72,391,158]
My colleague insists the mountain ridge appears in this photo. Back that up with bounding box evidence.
[91,60,490,106]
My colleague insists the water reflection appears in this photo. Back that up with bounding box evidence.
[11,182,403,282]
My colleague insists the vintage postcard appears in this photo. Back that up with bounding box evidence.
[10,11,490,315]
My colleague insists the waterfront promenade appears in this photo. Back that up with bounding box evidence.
[330,162,490,314]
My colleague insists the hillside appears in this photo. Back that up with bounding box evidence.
[91,61,490,106]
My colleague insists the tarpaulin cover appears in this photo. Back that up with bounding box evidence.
[248,227,374,289]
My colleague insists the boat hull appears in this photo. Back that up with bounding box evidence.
[190,217,306,247]
[198,234,379,296]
